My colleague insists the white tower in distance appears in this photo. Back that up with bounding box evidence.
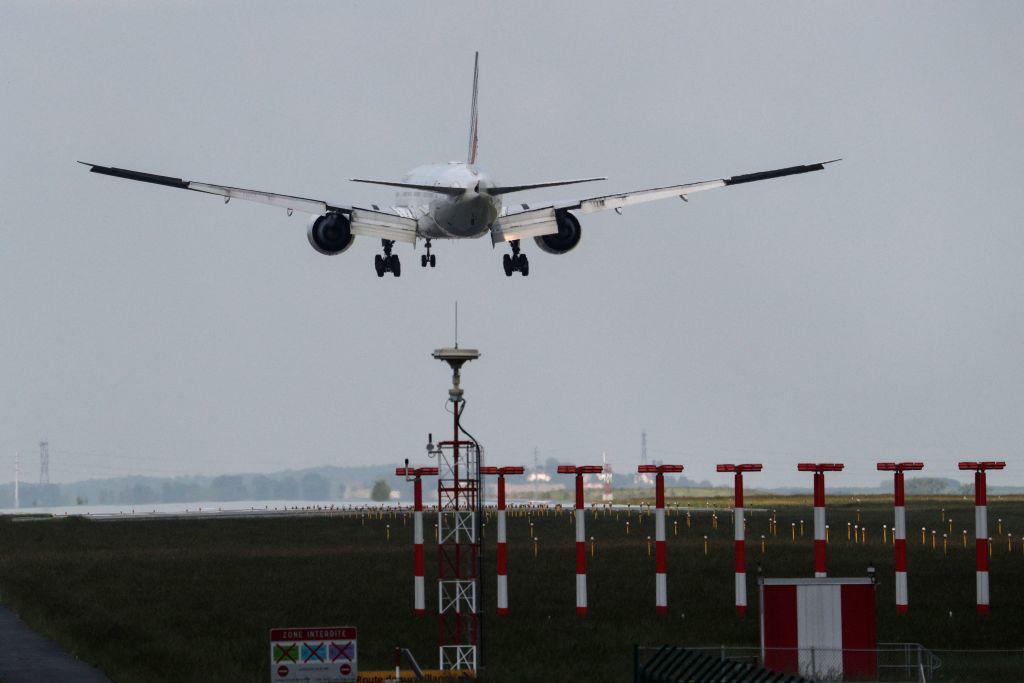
[14,451,20,509]
[39,440,50,486]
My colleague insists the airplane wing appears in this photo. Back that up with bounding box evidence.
[556,160,839,215]
[79,162,419,243]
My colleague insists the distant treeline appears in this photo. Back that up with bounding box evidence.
[0,457,705,509]
[0,465,401,509]
[0,463,1011,509]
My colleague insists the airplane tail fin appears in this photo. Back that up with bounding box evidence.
[467,52,480,165]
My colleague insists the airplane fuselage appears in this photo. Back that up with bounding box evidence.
[399,162,501,240]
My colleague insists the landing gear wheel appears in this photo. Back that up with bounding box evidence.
[376,240,400,277]
[503,253,514,277]
[421,239,436,269]
[519,254,529,277]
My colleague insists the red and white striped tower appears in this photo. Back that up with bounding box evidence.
[557,465,603,616]
[480,466,525,616]
[638,464,684,615]
[717,463,762,616]
[797,463,844,577]
[396,465,439,616]
[959,461,1006,614]
[877,462,924,614]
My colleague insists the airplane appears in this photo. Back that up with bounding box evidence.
[81,53,837,278]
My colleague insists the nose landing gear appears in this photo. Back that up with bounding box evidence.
[502,240,529,277]
[420,239,437,268]
[375,239,401,277]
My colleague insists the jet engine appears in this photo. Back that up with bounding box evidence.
[306,213,354,255]
[534,209,581,254]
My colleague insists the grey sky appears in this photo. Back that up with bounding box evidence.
[2,2,1022,487]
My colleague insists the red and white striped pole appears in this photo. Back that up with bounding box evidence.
[481,466,525,616]
[959,461,1006,614]
[639,464,684,615]
[797,463,843,577]
[396,465,438,616]
[717,464,762,616]
[877,462,923,614]
[558,465,603,616]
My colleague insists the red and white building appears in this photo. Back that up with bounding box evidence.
[760,577,877,680]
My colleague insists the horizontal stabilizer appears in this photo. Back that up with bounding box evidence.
[349,179,465,196]
[488,177,605,196]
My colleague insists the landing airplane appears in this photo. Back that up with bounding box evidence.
[81,53,837,278]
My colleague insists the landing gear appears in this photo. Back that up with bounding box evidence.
[421,239,437,268]
[375,240,401,277]
[503,240,529,277]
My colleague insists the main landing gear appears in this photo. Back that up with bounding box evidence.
[503,240,529,277]
[421,239,437,268]
[375,239,401,277]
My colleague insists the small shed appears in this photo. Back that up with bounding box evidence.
[759,577,877,680]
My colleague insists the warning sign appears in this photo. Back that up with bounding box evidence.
[270,627,357,683]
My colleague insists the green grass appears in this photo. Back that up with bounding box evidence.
[1,496,1023,681]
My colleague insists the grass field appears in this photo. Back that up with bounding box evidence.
[1,495,1023,681]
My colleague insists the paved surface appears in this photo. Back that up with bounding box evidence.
[0,605,112,682]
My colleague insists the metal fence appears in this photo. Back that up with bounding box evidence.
[636,643,1024,682]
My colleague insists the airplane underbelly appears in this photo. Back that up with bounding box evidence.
[432,197,496,239]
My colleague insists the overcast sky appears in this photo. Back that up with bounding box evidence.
[2,2,1022,488]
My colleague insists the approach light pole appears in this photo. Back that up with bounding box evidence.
[638,464,684,615]
[876,461,923,614]
[797,463,844,577]
[959,461,1006,614]
[717,463,763,616]
[396,464,439,615]
[556,465,603,616]
[480,466,525,616]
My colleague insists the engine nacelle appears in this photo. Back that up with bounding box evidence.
[306,213,355,255]
[534,210,582,254]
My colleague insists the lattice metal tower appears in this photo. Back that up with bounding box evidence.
[635,431,651,486]
[431,344,482,672]
[14,452,20,509]
[39,441,50,485]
